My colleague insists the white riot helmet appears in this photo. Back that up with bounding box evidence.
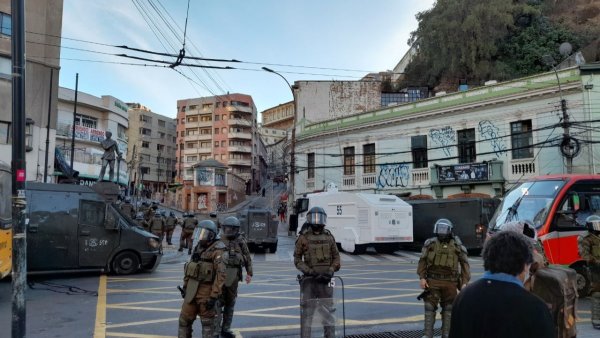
[585,215,600,233]
[433,218,453,240]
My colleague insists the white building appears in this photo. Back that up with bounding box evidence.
[56,88,129,186]
[294,65,600,200]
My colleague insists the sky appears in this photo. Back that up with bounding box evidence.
[59,0,435,121]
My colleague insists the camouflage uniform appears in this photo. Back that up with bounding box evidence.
[180,216,198,254]
[149,214,165,242]
[178,240,226,338]
[417,236,470,338]
[579,232,600,329]
[165,215,179,245]
[217,234,253,336]
[294,228,341,338]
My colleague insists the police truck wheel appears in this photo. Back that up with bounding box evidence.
[374,243,399,254]
[112,251,140,275]
[352,244,366,255]
[573,265,591,297]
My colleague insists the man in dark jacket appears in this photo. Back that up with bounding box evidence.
[449,231,555,338]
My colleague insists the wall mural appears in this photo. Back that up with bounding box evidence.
[377,163,410,188]
[429,126,455,157]
[478,120,507,156]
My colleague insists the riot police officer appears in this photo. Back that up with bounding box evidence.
[120,196,134,218]
[165,211,179,246]
[579,215,600,329]
[216,216,253,338]
[179,213,198,254]
[417,218,470,338]
[145,202,158,221]
[178,220,226,338]
[149,211,165,242]
[134,212,147,229]
[294,206,341,338]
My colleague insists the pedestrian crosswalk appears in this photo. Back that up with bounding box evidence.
[249,250,483,264]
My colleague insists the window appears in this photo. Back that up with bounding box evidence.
[117,124,127,140]
[140,128,151,136]
[141,141,149,148]
[186,156,197,163]
[157,144,164,152]
[202,103,213,109]
[344,147,355,175]
[0,56,10,78]
[511,120,533,159]
[222,127,227,134]
[457,129,476,163]
[411,136,428,169]
[215,115,220,121]
[0,12,11,36]
[187,116,197,123]
[158,120,166,127]
[221,140,226,147]
[180,118,185,124]
[307,153,315,179]
[216,102,221,108]
[159,132,165,139]
[0,121,10,144]
[75,114,98,129]
[200,142,210,148]
[186,142,196,149]
[189,105,197,110]
[363,143,376,173]
[78,200,105,227]
[222,101,228,107]
[214,128,219,134]
[215,141,219,147]
[231,101,250,107]
[140,115,152,123]
[200,129,211,135]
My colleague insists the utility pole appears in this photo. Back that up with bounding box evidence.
[11,0,27,336]
[70,73,79,170]
[43,69,53,183]
[560,99,573,173]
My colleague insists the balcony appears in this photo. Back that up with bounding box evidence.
[228,145,252,153]
[227,105,253,114]
[361,173,376,188]
[229,131,252,140]
[183,148,200,155]
[306,178,315,191]
[195,121,213,128]
[411,168,430,186]
[228,118,252,127]
[509,158,536,181]
[197,147,212,154]
[184,134,212,142]
[342,175,356,189]
[228,159,251,166]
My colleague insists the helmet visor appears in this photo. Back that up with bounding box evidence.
[197,228,215,241]
[223,226,238,237]
[307,211,327,225]
[590,220,600,231]
[434,223,452,236]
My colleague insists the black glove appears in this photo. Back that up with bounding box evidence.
[177,286,186,299]
[205,297,217,309]
[305,269,316,277]
[316,272,333,283]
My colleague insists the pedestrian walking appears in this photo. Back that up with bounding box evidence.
[449,231,555,338]
[579,215,600,329]
[294,206,341,338]
[177,220,226,338]
[164,211,179,245]
[215,216,253,338]
[417,218,470,338]
[179,213,198,255]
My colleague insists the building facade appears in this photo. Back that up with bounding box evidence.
[258,124,288,146]
[176,94,263,208]
[0,0,63,182]
[126,103,176,198]
[56,88,129,186]
[261,100,294,130]
[294,66,600,200]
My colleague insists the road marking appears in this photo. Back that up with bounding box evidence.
[380,254,407,262]
[93,274,107,338]
[397,251,422,261]
[360,255,380,262]
[339,253,355,262]
[106,332,175,338]
[107,318,176,329]
[265,253,280,262]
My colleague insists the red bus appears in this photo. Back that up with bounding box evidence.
[488,174,600,296]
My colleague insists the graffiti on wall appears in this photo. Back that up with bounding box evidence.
[478,120,507,156]
[377,163,410,188]
[429,126,455,157]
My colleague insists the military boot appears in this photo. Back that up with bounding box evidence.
[221,307,236,338]
[441,307,452,338]
[201,319,215,338]
[592,292,600,329]
[324,325,336,338]
[422,310,436,338]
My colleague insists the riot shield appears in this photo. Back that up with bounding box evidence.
[299,275,345,338]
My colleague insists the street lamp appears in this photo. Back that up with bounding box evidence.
[262,67,297,210]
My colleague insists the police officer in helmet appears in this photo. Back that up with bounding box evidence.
[417,218,470,338]
[179,212,198,254]
[215,216,253,338]
[178,220,226,338]
[294,206,341,338]
[120,196,134,218]
[579,215,600,329]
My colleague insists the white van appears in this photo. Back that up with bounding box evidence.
[295,190,413,254]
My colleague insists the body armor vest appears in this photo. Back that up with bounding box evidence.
[183,218,196,231]
[150,218,163,232]
[223,238,244,286]
[185,248,217,283]
[166,217,177,229]
[426,238,459,272]
[590,236,600,257]
[305,232,333,274]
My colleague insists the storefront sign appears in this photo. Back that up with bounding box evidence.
[438,163,489,183]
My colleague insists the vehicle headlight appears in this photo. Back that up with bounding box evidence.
[148,238,160,249]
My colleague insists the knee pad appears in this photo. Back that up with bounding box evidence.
[442,303,453,312]
[179,315,193,327]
